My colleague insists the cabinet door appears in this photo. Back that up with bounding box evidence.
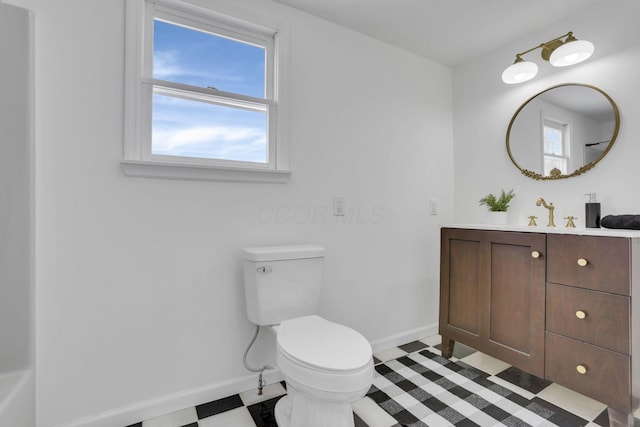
[440,228,546,376]
[488,230,546,376]
[440,229,483,347]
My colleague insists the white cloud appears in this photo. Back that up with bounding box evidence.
[153,125,267,162]
[153,50,184,79]
[153,49,245,83]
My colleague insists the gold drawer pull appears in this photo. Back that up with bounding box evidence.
[575,310,587,319]
[577,258,588,267]
[576,364,588,374]
[531,251,541,259]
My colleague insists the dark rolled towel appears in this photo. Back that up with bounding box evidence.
[601,215,640,230]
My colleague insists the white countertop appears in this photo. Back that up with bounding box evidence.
[442,223,640,238]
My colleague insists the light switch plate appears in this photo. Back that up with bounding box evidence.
[333,197,345,216]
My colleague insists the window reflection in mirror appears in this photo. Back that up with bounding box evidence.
[506,84,619,180]
[543,119,568,176]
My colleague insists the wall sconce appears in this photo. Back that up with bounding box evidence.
[502,31,594,84]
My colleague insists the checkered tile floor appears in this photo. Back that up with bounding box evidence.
[127,334,623,427]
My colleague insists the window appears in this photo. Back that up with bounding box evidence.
[123,0,290,182]
[542,119,569,176]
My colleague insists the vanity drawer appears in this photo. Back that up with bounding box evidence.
[546,283,629,354]
[547,234,630,295]
[545,332,630,412]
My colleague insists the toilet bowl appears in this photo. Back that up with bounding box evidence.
[272,315,373,427]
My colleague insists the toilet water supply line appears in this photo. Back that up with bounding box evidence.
[243,325,274,395]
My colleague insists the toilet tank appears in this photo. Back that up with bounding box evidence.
[242,244,324,326]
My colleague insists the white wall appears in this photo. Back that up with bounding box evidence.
[4,0,454,425]
[0,2,32,376]
[0,5,35,426]
[453,1,640,226]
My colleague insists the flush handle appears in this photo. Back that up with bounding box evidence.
[257,266,273,273]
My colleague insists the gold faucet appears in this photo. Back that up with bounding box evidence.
[536,198,556,227]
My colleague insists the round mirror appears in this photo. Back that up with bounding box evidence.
[506,83,620,180]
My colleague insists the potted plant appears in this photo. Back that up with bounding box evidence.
[479,189,515,224]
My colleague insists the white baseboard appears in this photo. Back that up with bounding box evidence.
[61,369,284,427]
[369,322,438,353]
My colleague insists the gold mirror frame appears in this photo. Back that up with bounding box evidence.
[506,83,620,180]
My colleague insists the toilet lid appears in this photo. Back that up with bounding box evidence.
[277,315,372,371]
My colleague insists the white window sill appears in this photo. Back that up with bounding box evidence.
[120,160,291,183]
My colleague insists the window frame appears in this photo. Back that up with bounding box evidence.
[542,118,569,176]
[122,0,291,182]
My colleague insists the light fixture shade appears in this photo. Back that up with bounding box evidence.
[549,39,594,67]
[502,60,538,84]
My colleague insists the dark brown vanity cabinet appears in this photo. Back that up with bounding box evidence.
[439,228,546,377]
[440,227,638,424]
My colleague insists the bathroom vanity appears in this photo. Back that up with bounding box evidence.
[439,225,640,425]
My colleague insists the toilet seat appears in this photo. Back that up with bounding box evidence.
[277,315,372,372]
[276,315,373,394]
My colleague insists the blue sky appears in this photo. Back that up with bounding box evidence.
[151,20,268,163]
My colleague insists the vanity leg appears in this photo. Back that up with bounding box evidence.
[441,337,455,358]
[607,407,634,427]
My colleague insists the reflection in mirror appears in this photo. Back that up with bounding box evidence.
[506,84,620,180]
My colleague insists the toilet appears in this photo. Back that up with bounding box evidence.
[242,244,373,427]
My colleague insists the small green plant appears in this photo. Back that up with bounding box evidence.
[479,189,516,212]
